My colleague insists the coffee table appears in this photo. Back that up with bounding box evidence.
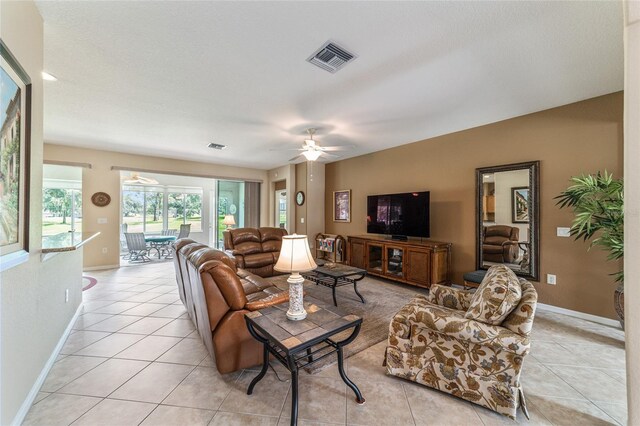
[302,264,366,307]
[245,300,365,426]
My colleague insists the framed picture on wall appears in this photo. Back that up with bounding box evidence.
[333,190,351,222]
[512,186,529,223]
[0,40,32,270]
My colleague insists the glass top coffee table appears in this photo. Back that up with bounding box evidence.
[302,263,366,307]
[245,298,365,426]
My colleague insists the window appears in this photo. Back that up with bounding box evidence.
[42,188,82,236]
[42,164,82,236]
[168,192,202,232]
[145,191,164,233]
[123,185,202,234]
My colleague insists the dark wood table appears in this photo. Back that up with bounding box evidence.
[302,263,366,307]
[244,300,365,426]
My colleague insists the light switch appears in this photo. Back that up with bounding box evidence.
[301,218,305,224]
[557,227,571,237]
[97,218,108,224]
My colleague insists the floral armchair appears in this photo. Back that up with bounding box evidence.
[385,265,537,419]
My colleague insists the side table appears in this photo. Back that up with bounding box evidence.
[244,301,365,426]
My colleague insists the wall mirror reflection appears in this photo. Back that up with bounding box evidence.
[476,161,539,280]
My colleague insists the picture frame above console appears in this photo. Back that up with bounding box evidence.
[476,161,540,281]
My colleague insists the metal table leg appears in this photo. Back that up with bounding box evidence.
[336,324,365,403]
[287,355,299,426]
[246,323,270,395]
[352,273,366,304]
[331,278,338,306]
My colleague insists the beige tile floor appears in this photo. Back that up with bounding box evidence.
[24,261,627,425]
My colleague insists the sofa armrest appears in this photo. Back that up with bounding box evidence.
[410,305,530,355]
[427,284,474,311]
[245,291,289,311]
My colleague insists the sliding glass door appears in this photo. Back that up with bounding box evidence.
[216,180,245,248]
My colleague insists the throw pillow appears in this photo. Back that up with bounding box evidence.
[465,265,522,325]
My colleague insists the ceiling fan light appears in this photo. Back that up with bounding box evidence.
[302,150,322,161]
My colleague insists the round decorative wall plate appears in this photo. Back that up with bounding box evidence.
[296,191,305,206]
[91,192,111,207]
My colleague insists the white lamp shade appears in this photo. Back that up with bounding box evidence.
[274,234,317,273]
[222,214,236,226]
[302,150,322,161]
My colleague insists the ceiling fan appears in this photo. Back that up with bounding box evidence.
[123,172,159,185]
[273,128,353,162]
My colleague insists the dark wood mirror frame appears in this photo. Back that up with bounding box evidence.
[475,161,540,281]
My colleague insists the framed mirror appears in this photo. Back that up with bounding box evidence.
[476,161,540,281]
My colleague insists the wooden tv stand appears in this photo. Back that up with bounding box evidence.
[347,235,451,288]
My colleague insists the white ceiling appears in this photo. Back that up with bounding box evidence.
[36,1,623,170]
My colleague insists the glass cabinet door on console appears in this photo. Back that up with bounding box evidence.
[367,243,384,274]
[385,246,405,279]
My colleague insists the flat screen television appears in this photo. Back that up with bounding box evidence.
[367,191,430,239]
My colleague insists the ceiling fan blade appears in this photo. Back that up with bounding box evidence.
[269,147,305,152]
[318,145,355,152]
[288,154,304,162]
[321,152,340,158]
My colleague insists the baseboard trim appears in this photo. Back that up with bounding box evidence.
[537,302,621,328]
[11,303,83,426]
[83,264,120,271]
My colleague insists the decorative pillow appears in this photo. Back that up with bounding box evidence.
[465,265,522,325]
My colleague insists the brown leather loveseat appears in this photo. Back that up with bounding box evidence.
[173,238,288,373]
[482,225,520,264]
[223,227,287,277]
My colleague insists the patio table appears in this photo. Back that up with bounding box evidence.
[144,235,177,258]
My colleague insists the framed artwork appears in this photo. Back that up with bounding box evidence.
[512,186,529,223]
[0,40,31,268]
[333,190,351,222]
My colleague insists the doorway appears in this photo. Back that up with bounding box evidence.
[275,189,286,229]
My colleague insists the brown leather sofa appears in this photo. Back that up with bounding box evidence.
[482,225,520,263]
[173,239,288,374]
[223,227,287,277]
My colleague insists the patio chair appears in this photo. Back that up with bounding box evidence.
[158,229,178,258]
[124,232,151,263]
[178,224,191,239]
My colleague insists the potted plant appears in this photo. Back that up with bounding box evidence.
[556,171,624,327]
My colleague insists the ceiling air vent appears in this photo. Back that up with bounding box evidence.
[307,41,356,74]
[207,143,227,150]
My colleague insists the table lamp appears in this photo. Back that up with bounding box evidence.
[222,214,236,229]
[274,234,317,320]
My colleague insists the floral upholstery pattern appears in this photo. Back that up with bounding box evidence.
[426,284,474,311]
[465,265,522,325]
[386,278,537,419]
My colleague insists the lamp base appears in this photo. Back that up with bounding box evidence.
[286,272,307,321]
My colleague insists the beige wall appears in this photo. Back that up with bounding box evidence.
[326,92,623,319]
[44,144,269,268]
[1,2,84,424]
[624,0,639,422]
[295,162,325,246]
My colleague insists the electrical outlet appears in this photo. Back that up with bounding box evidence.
[102,247,108,254]
[547,274,557,285]
[65,289,69,303]
[301,217,305,224]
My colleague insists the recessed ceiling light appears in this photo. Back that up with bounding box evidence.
[42,72,57,81]
[207,142,227,150]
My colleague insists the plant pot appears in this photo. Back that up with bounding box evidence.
[614,282,624,329]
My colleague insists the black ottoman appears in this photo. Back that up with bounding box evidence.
[463,270,487,289]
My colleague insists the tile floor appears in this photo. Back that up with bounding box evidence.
[24,261,627,425]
